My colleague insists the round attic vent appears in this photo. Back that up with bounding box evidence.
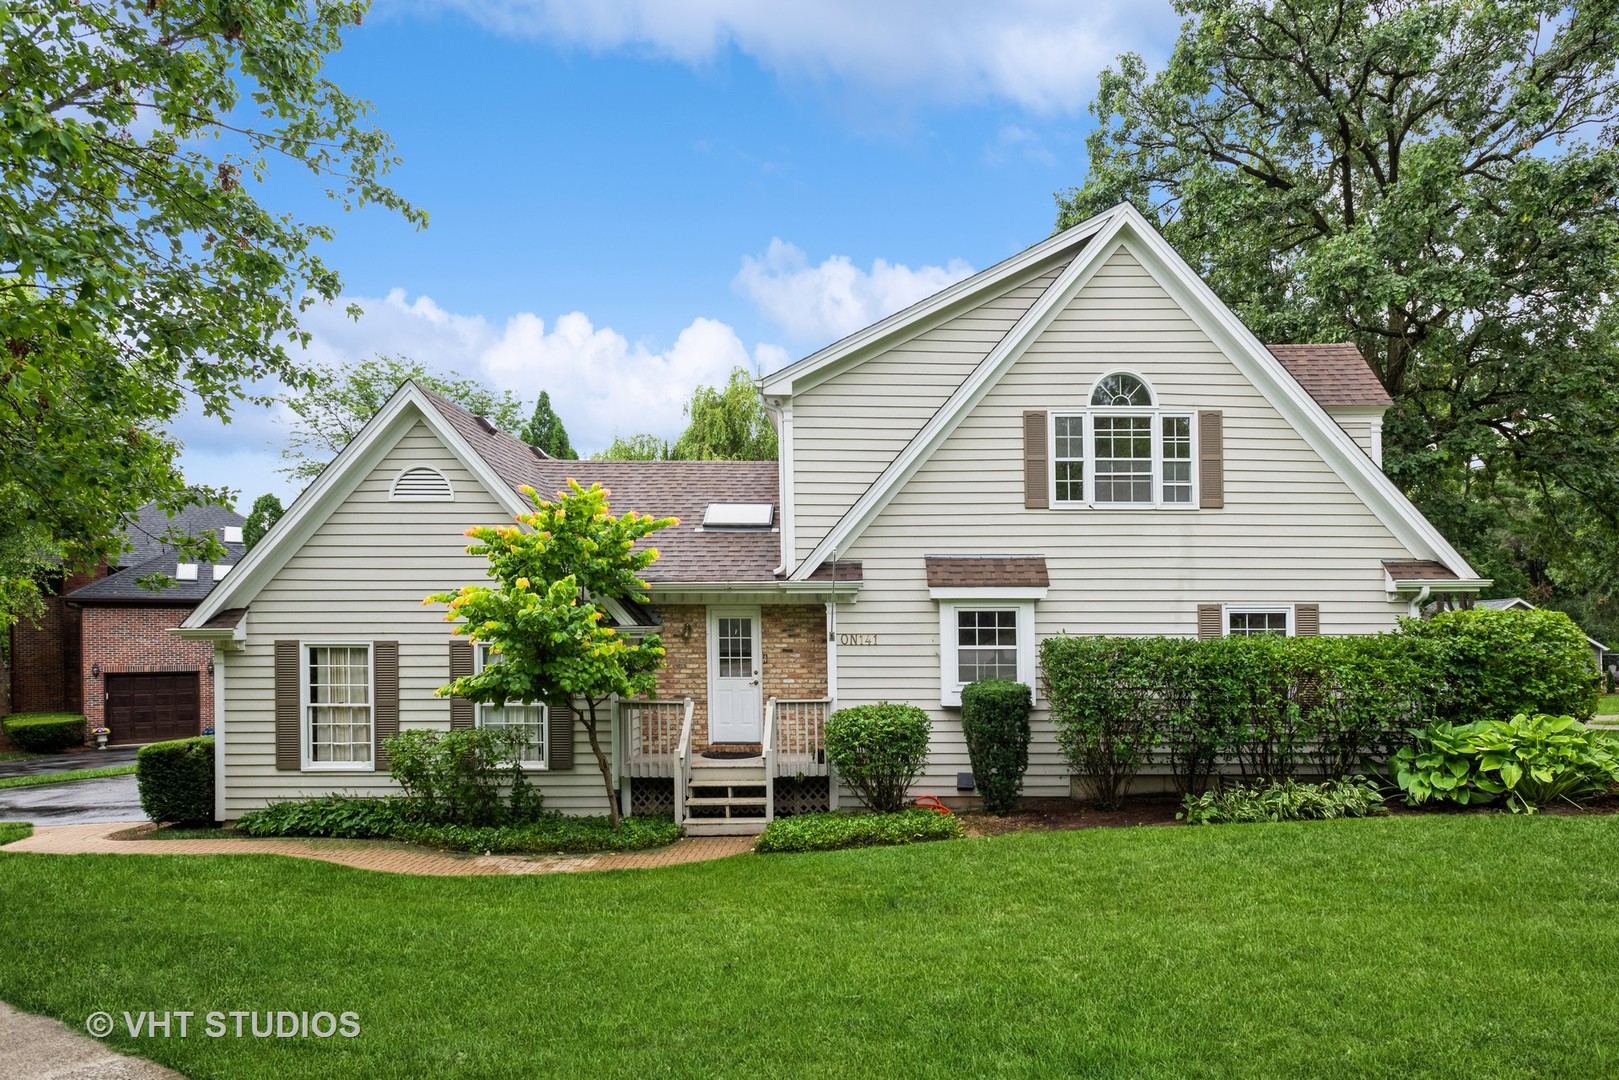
[390,465,454,501]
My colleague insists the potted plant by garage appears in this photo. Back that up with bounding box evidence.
[91,726,110,749]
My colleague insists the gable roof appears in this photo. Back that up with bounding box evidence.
[186,384,825,629]
[1266,344,1392,407]
[782,201,1481,584]
[68,541,247,604]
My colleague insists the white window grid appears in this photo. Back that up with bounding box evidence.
[475,645,548,767]
[304,643,373,768]
[1224,605,1295,637]
[1047,410,1198,508]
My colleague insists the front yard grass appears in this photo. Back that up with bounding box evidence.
[0,823,31,846]
[0,765,135,791]
[2,814,1618,1078]
[1597,692,1619,715]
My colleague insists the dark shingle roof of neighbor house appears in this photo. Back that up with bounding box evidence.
[1382,559,1460,581]
[116,502,245,569]
[1267,344,1394,408]
[68,541,248,604]
[418,386,816,585]
[925,556,1050,589]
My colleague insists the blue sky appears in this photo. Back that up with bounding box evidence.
[178,1,1180,508]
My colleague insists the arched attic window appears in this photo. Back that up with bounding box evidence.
[390,465,454,501]
[1090,371,1154,407]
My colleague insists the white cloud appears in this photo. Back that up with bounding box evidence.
[420,0,1167,113]
[297,289,765,450]
[734,239,974,344]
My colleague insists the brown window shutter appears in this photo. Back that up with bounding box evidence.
[548,702,575,770]
[1023,410,1049,509]
[448,639,474,729]
[1199,410,1224,509]
[1295,604,1320,636]
[1196,604,1223,640]
[274,640,301,771]
[373,641,399,770]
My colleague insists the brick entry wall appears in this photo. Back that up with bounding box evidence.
[650,604,828,750]
[80,606,214,740]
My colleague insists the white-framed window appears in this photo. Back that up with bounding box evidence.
[936,599,1038,707]
[474,645,547,768]
[303,643,373,768]
[1049,371,1196,508]
[1224,605,1294,637]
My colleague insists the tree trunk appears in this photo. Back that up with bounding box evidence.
[582,698,621,830]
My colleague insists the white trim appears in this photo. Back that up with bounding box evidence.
[790,203,1479,581]
[760,212,1116,397]
[937,599,1037,708]
[1221,604,1295,637]
[473,644,549,770]
[928,586,1048,601]
[185,383,530,629]
[388,463,455,501]
[300,641,375,772]
[212,647,226,822]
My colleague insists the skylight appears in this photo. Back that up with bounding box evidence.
[175,563,199,581]
[223,526,244,543]
[702,502,774,528]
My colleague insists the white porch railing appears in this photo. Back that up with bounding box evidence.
[619,698,690,778]
[673,700,695,827]
[770,697,832,778]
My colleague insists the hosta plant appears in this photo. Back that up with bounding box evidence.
[1393,715,1619,814]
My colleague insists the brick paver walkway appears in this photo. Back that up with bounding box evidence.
[5,821,754,875]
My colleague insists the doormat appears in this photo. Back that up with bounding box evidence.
[701,750,758,760]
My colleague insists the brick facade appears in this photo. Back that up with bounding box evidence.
[649,603,828,751]
[6,567,102,717]
[80,606,214,741]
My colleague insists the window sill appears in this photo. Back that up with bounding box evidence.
[1049,502,1199,511]
[300,764,376,773]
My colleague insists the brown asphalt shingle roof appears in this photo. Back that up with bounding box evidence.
[418,386,790,585]
[1267,344,1393,407]
[925,556,1050,589]
[1382,559,1460,581]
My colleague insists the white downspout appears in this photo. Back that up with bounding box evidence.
[1407,585,1431,618]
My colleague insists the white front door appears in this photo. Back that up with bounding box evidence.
[708,607,762,743]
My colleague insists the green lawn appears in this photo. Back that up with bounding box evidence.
[0,823,31,846]
[0,765,135,791]
[2,815,1618,1078]
[1598,693,1619,715]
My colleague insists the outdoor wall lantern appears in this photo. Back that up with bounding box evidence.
[207,659,215,675]
[90,663,100,678]
[681,623,692,641]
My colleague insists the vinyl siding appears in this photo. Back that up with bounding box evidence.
[824,244,1421,798]
[218,417,613,818]
[791,259,1069,564]
[1327,412,1379,462]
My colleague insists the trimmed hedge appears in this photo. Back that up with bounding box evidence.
[236,796,679,853]
[135,736,214,825]
[754,809,964,853]
[960,680,1032,815]
[824,703,932,813]
[1041,608,1597,807]
[2,713,86,753]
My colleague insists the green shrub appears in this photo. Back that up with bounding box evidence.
[1041,636,1186,806]
[1393,713,1619,813]
[135,736,214,825]
[2,713,85,753]
[754,809,964,853]
[960,680,1033,815]
[237,797,678,853]
[1399,607,1600,723]
[383,727,541,826]
[824,703,932,813]
[1179,777,1387,825]
[236,796,415,838]
[396,815,680,854]
[0,822,32,846]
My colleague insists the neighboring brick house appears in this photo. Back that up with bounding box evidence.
[4,503,244,745]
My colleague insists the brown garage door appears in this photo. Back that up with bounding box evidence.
[106,672,200,744]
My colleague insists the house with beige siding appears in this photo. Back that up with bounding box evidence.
[180,202,1487,832]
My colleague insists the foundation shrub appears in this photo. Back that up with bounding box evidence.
[959,680,1032,815]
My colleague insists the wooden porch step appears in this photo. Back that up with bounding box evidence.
[683,819,768,837]
[684,795,766,807]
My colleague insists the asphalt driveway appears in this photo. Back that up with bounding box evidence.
[0,749,143,825]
